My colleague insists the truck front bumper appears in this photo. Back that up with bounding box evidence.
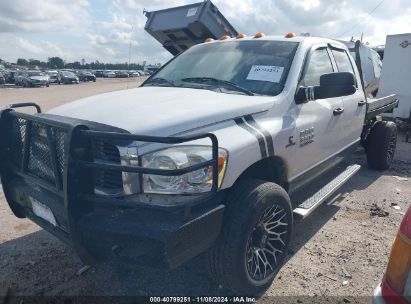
[79,204,224,268]
[0,105,222,268]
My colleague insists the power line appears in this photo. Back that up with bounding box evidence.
[337,0,386,38]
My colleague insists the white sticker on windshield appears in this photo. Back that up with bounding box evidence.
[187,7,198,17]
[246,65,284,83]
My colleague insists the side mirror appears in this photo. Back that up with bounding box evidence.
[295,72,356,104]
[320,72,355,87]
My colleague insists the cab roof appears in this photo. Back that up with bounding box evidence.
[202,35,348,50]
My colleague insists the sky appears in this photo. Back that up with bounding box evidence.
[0,0,410,65]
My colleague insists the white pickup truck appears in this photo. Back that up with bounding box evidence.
[0,35,399,296]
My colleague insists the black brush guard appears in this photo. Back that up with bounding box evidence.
[0,103,223,267]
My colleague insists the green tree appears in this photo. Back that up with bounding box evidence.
[47,57,64,69]
[17,58,29,66]
[28,59,42,67]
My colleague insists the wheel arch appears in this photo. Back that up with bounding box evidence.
[234,156,290,192]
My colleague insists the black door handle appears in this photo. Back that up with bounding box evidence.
[333,107,344,115]
[358,100,366,106]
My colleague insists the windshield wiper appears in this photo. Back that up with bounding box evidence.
[181,77,254,96]
[144,77,176,87]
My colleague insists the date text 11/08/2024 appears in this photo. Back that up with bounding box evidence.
[149,297,256,303]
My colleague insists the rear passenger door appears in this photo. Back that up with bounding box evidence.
[292,45,346,177]
[330,46,366,149]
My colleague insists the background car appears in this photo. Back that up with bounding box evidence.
[93,70,104,78]
[0,72,5,85]
[5,70,18,84]
[57,71,79,84]
[46,71,59,84]
[102,70,116,78]
[128,70,141,77]
[115,70,129,78]
[77,70,96,82]
[374,207,411,304]
[15,70,49,87]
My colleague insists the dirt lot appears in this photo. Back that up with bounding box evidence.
[0,77,147,112]
[0,79,410,302]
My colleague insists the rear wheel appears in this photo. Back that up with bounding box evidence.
[207,179,292,296]
[366,121,397,170]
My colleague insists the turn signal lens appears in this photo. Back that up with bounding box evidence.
[219,35,230,40]
[217,156,227,187]
[385,232,411,295]
[254,32,265,38]
[205,38,214,43]
[236,33,247,39]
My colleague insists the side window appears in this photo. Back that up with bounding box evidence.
[332,49,357,87]
[332,49,355,74]
[302,48,334,86]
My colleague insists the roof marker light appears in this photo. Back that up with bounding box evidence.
[254,33,265,38]
[205,38,215,43]
[285,32,296,38]
[220,35,230,40]
[236,33,247,39]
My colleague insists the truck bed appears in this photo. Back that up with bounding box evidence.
[366,94,399,120]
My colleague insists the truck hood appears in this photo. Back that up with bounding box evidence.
[49,87,274,136]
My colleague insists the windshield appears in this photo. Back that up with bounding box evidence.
[61,71,75,77]
[28,71,44,76]
[144,40,298,96]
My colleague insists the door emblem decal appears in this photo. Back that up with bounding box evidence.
[300,127,314,147]
[286,136,296,148]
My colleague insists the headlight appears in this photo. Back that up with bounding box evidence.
[141,146,227,194]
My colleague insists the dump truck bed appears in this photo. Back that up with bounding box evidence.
[144,0,238,56]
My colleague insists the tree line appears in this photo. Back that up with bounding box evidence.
[5,57,160,70]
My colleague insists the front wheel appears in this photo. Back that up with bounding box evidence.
[366,121,397,170]
[207,179,292,296]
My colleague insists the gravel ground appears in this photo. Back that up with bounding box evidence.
[0,77,147,112]
[0,80,410,302]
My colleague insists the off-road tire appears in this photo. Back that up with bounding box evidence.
[207,179,292,296]
[366,121,397,170]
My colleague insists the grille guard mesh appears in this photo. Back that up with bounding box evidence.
[1,108,219,198]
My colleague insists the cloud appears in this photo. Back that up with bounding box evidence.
[0,0,90,33]
[0,0,410,64]
[0,35,78,62]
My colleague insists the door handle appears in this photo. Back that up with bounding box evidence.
[358,100,366,106]
[333,107,344,115]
